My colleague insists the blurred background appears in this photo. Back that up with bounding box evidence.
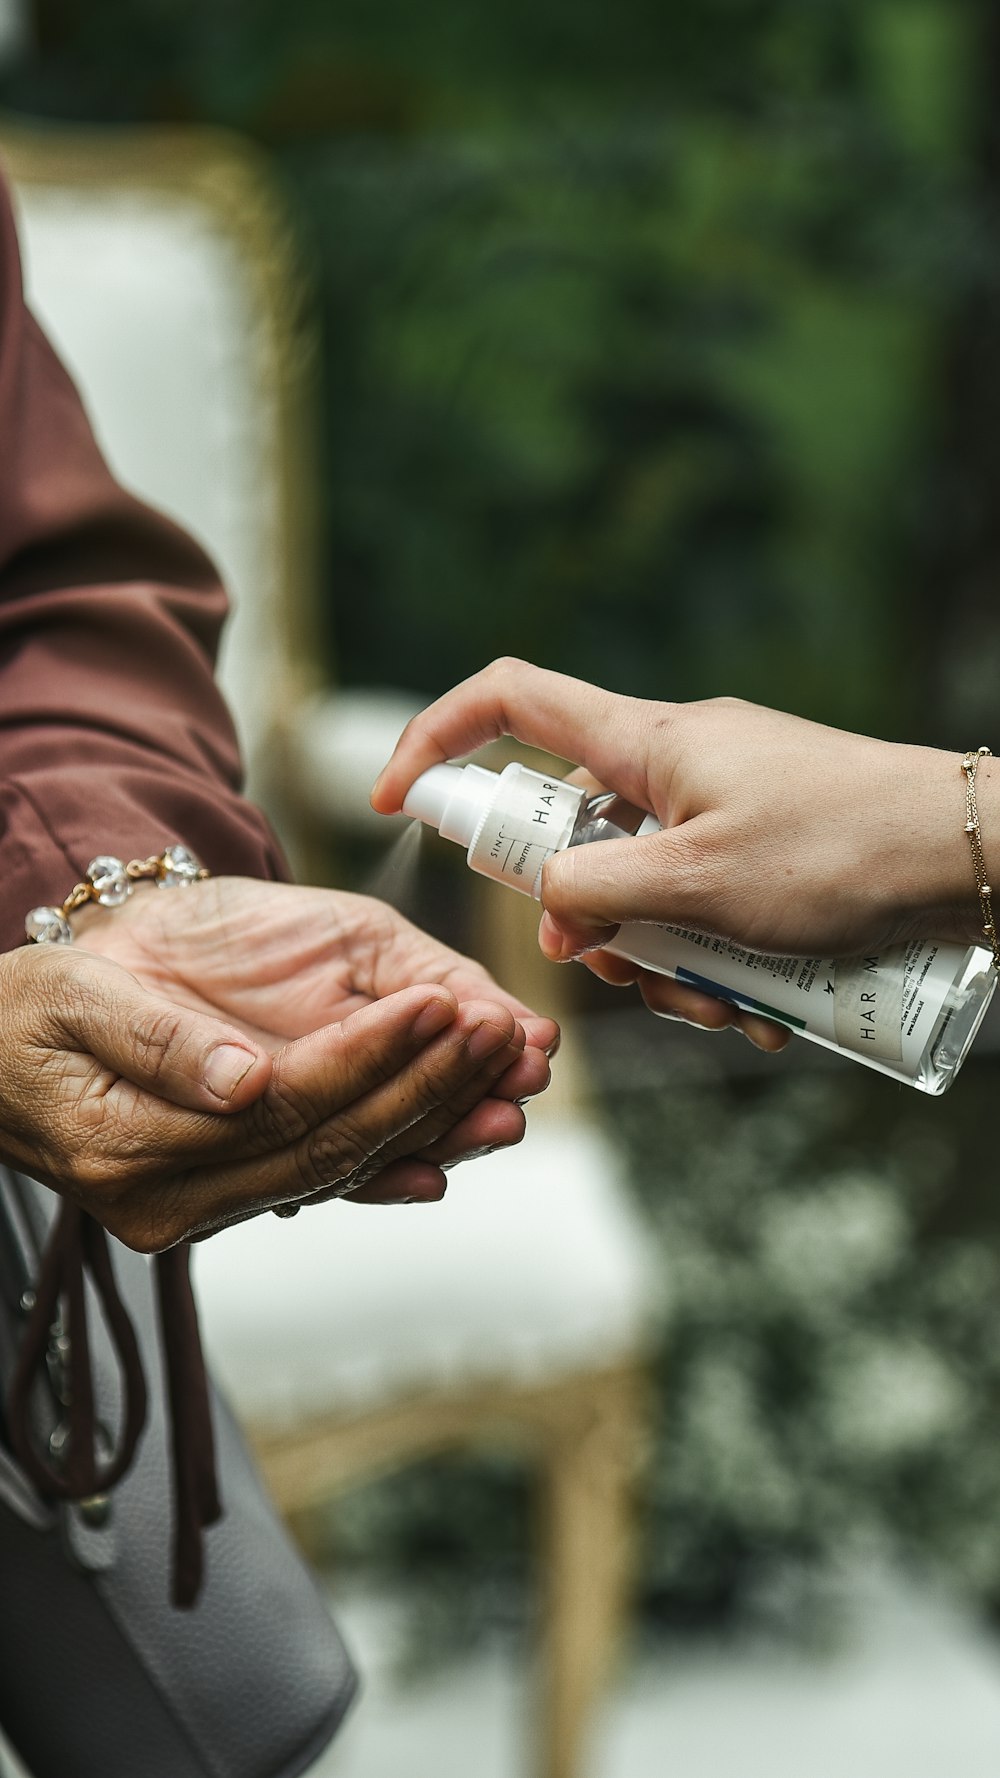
[5,3,1000,1775]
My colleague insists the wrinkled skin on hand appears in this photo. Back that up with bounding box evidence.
[0,878,557,1251]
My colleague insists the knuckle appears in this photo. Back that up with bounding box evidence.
[300,1119,373,1194]
[245,1082,313,1150]
[49,951,102,1032]
[347,1034,399,1096]
[127,1004,184,1084]
[487,654,524,681]
[539,851,568,913]
[486,655,528,716]
[542,846,593,918]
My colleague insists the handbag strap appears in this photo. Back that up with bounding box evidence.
[155,1243,222,1606]
[5,1199,220,1607]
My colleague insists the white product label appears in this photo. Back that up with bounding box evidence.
[832,956,904,1064]
[605,922,971,1078]
[467,765,584,896]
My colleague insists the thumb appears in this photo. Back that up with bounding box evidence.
[540,829,703,959]
[51,954,272,1112]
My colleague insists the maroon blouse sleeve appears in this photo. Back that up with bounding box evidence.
[0,171,288,950]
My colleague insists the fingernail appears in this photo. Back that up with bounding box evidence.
[538,913,565,960]
[370,769,388,805]
[467,1019,510,1061]
[413,997,455,1040]
[204,1044,256,1101]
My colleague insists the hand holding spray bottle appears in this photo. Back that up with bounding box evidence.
[401,758,996,1095]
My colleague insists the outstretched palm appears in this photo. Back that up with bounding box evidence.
[75,877,556,1053]
[69,877,557,1214]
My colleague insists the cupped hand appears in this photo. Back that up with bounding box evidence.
[2,879,557,1248]
[372,657,982,1049]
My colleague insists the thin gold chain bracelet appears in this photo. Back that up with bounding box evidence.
[24,845,210,946]
[961,748,1000,974]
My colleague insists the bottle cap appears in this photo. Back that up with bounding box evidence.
[403,762,501,849]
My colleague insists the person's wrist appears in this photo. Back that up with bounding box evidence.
[70,880,158,943]
[25,845,208,949]
[885,743,996,942]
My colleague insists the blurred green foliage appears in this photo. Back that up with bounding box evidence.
[301,124,934,723]
[6,1,1000,735]
[620,1064,1000,1631]
[331,1061,1000,1653]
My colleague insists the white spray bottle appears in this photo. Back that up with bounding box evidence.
[402,758,996,1094]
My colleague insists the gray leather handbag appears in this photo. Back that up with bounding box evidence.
[0,1168,357,1778]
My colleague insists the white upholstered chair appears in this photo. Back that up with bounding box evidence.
[3,120,660,1778]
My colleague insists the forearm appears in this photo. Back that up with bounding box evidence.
[0,172,287,946]
[0,572,287,951]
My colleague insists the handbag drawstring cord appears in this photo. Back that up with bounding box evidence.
[5,1199,220,1607]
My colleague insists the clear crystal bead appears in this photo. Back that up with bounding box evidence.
[158,844,202,888]
[25,906,73,944]
[86,855,131,908]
